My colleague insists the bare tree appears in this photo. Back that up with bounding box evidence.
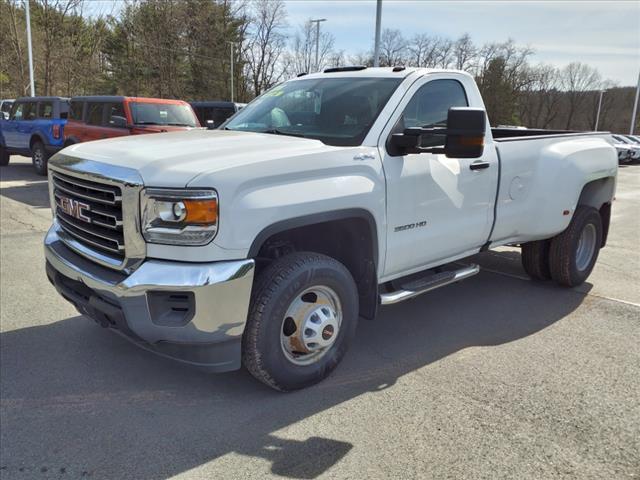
[1,0,28,96]
[244,0,287,96]
[435,37,455,69]
[288,19,334,75]
[33,0,83,95]
[519,64,562,128]
[378,28,406,67]
[587,79,617,130]
[348,51,374,67]
[407,33,441,67]
[453,33,476,71]
[561,62,602,129]
[326,50,346,69]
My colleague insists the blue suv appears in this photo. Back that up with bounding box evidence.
[0,96,69,175]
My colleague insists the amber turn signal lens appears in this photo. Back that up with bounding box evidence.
[183,199,218,224]
[457,136,485,147]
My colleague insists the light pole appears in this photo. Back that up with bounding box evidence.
[594,89,606,131]
[309,18,326,72]
[630,70,640,135]
[227,41,235,103]
[25,0,35,96]
[373,0,382,67]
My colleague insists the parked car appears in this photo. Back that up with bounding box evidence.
[608,136,633,164]
[190,101,242,129]
[622,135,640,146]
[0,96,69,175]
[0,99,14,120]
[63,96,200,147]
[44,67,617,391]
[612,134,640,162]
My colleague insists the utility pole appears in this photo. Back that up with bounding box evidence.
[594,89,606,131]
[630,70,640,135]
[310,18,326,72]
[25,0,35,96]
[227,41,235,103]
[373,0,382,67]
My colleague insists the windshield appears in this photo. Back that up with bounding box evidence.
[130,102,198,127]
[223,77,402,146]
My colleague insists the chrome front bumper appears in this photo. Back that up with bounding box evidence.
[44,223,255,372]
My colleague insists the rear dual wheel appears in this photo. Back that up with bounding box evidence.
[521,206,602,287]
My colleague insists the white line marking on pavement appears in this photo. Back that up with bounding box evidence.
[482,268,640,308]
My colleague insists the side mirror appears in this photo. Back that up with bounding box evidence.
[206,119,216,130]
[443,107,486,158]
[390,107,486,158]
[109,115,128,129]
[1,112,8,121]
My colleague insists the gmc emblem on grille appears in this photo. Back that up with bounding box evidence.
[59,196,91,222]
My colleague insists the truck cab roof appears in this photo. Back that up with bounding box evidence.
[295,66,471,81]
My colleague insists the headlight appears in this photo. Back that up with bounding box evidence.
[141,188,218,245]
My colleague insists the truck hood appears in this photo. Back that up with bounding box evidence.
[59,129,334,186]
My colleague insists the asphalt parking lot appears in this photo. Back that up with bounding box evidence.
[1,156,639,479]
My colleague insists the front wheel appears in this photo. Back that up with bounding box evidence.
[31,141,49,176]
[242,252,359,391]
[548,206,602,287]
[0,146,9,166]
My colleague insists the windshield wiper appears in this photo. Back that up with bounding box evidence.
[167,123,193,127]
[135,121,161,125]
[261,128,306,138]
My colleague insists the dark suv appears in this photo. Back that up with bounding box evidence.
[190,101,244,129]
[0,96,69,175]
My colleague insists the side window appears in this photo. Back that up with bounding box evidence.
[10,102,25,120]
[38,101,54,119]
[86,102,105,126]
[400,79,468,147]
[23,102,36,121]
[69,101,84,121]
[59,100,70,119]
[106,102,126,127]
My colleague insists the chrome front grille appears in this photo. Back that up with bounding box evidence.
[52,171,125,257]
[48,155,146,273]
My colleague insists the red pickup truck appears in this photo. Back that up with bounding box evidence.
[63,96,200,146]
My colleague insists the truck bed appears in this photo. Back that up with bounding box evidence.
[491,128,607,142]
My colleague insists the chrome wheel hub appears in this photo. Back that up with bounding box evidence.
[280,286,342,366]
[576,223,597,272]
[34,148,43,166]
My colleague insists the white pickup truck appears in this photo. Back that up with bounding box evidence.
[44,67,617,391]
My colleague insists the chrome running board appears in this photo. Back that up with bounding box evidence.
[380,264,480,305]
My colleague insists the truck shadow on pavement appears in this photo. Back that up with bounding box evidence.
[0,260,591,479]
[0,161,50,209]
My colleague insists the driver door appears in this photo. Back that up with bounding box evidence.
[380,74,498,278]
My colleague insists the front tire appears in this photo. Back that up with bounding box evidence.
[0,146,9,166]
[242,252,359,391]
[31,141,49,176]
[549,206,602,287]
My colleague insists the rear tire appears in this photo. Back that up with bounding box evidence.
[521,240,551,280]
[0,146,9,166]
[548,206,602,287]
[31,141,49,176]
[242,252,359,391]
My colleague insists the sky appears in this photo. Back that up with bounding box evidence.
[86,0,640,86]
